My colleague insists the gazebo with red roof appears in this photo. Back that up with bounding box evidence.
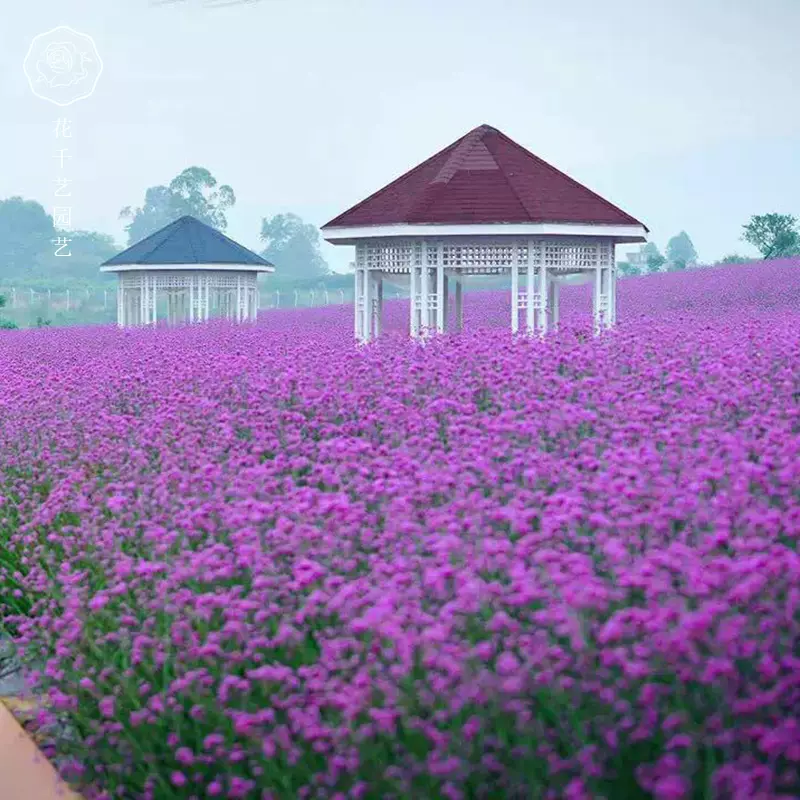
[322,124,648,343]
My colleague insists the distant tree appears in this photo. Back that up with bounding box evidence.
[33,229,120,279]
[741,213,800,259]
[259,213,330,280]
[637,242,664,273]
[617,260,640,277]
[0,294,17,329]
[0,197,55,278]
[718,253,751,265]
[672,258,687,271]
[642,242,660,259]
[121,167,236,245]
[666,231,697,266]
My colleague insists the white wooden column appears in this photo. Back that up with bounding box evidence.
[362,267,372,343]
[526,240,535,335]
[354,267,363,341]
[537,261,548,336]
[150,277,157,324]
[454,276,463,332]
[117,280,124,326]
[593,259,603,336]
[609,242,617,327]
[510,252,519,334]
[139,277,147,326]
[375,272,384,337]
[420,260,429,338]
[436,260,445,334]
[548,279,560,330]
[442,273,449,331]
[409,264,419,338]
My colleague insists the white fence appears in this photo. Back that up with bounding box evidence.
[0,286,406,313]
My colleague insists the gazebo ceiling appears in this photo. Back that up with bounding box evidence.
[323,124,647,231]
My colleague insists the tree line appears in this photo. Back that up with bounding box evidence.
[1,164,798,310]
[0,166,331,290]
[619,214,800,276]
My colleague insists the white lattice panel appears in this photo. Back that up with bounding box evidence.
[543,242,601,270]
[121,271,255,290]
[442,243,518,267]
[363,241,414,271]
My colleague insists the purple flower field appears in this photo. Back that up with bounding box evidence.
[1,261,799,799]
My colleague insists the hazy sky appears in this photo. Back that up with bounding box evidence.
[2,0,798,273]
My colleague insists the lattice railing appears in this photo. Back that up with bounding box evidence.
[119,271,257,290]
[356,238,613,272]
[442,243,521,267]
[543,242,601,270]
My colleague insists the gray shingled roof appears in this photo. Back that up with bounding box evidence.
[102,215,273,267]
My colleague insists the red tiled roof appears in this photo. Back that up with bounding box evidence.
[323,124,647,231]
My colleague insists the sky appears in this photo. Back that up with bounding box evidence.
[1,0,799,273]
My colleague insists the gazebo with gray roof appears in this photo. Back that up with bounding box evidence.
[101,215,274,326]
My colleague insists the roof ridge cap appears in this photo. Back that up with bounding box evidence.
[408,127,496,220]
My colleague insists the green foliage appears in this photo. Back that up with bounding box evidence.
[641,242,661,259]
[34,230,120,280]
[617,260,640,277]
[741,213,800,259]
[717,254,751,265]
[665,231,697,265]
[260,213,330,280]
[0,197,120,283]
[0,293,17,329]
[0,197,55,277]
[646,253,667,272]
[120,166,236,245]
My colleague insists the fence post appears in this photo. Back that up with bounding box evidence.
[339,289,344,304]
[275,290,280,307]
[294,289,299,307]
[310,290,316,306]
